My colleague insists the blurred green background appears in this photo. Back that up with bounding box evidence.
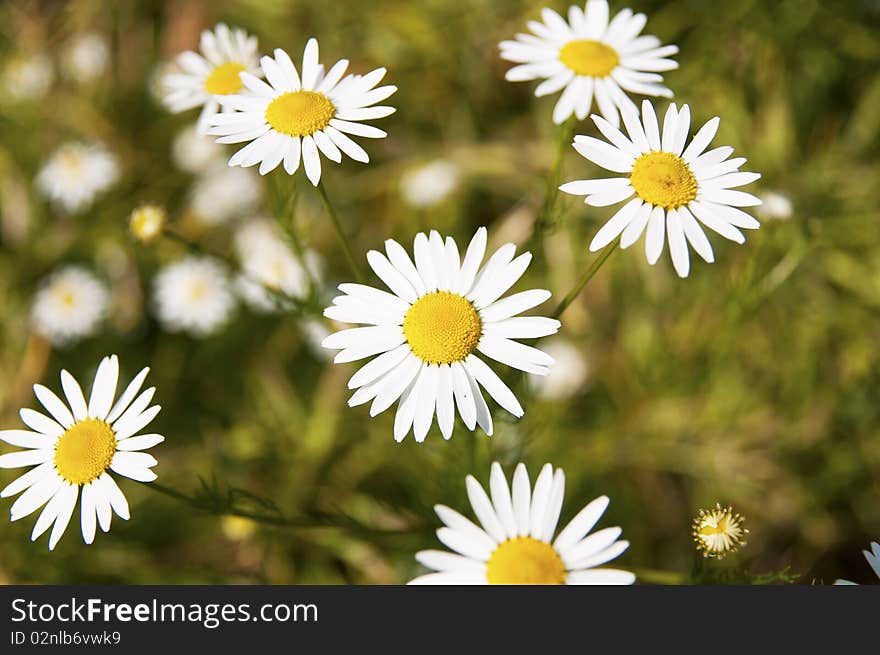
[1,0,878,584]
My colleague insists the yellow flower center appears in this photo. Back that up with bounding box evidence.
[129,205,165,243]
[54,418,117,485]
[265,91,336,137]
[558,39,619,77]
[204,62,247,95]
[486,537,567,585]
[693,504,747,559]
[403,291,482,365]
[630,151,698,210]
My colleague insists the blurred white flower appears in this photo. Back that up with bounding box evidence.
[189,163,261,225]
[172,124,224,173]
[499,0,678,127]
[301,318,333,361]
[0,355,162,550]
[234,219,319,313]
[410,462,635,585]
[31,266,109,346]
[61,33,110,83]
[835,541,880,585]
[530,338,589,400]
[206,38,396,185]
[161,23,261,131]
[153,256,235,336]
[129,205,166,243]
[3,52,53,101]
[36,142,120,214]
[400,160,460,208]
[755,191,793,221]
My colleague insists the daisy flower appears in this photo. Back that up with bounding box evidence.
[129,205,166,243]
[835,542,880,585]
[153,256,235,336]
[692,503,748,559]
[206,38,396,185]
[499,1,678,127]
[233,218,319,312]
[2,52,54,101]
[410,462,634,585]
[61,32,110,84]
[321,227,561,442]
[36,142,120,214]
[189,163,262,225]
[560,100,762,277]
[172,124,225,173]
[530,337,589,400]
[161,23,261,130]
[0,355,162,550]
[31,266,110,346]
[400,160,461,208]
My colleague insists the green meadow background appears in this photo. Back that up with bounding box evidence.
[1,0,878,584]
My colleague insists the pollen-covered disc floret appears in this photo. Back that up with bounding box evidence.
[499,0,678,126]
[206,38,396,185]
[0,355,163,550]
[409,462,635,585]
[560,99,762,278]
[161,23,261,131]
[693,503,748,559]
[321,227,561,442]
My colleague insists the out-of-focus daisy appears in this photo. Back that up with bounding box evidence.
[0,355,162,550]
[129,205,166,243]
[172,124,225,173]
[189,163,261,225]
[2,52,53,101]
[410,462,635,585]
[61,33,110,83]
[36,142,120,214]
[400,160,461,208]
[530,337,589,400]
[560,100,761,277]
[31,266,109,346]
[835,541,880,585]
[499,1,677,127]
[153,256,235,336]
[321,227,561,442]
[756,190,793,222]
[206,38,396,185]
[162,23,261,130]
[693,503,748,559]
[234,218,319,312]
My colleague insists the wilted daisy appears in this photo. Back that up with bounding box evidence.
[2,52,53,101]
[189,163,261,225]
[400,160,461,208]
[410,462,634,585]
[499,1,677,126]
[129,205,166,243]
[561,100,761,277]
[206,38,396,185]
[153,256,235,336]
[36,142,120,214]
[321,227,560,442]
[234,219,319,312]
[31,266,109,346]
[835,542,880,585]
[0,355,162,550]
[171,124,225,173]
[162,23,261,130]
[693,503,748,559]
[61,33,110,83]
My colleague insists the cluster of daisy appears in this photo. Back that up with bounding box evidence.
[1,2,865,590]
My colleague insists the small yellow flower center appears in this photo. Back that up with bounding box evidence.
[693,504,747,559]
[265,91,336,137]
[402,291,482,365]
[52,284,77,309]
[187,280,208,302]
[130,205,165,243]
[558,39,620,77]
[630,151,698,210]
[204,62,247,95]
[54,418,117,485]
[486,537,567,585]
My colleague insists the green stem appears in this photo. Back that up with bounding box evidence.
[316,180,364,282]
[533,117,576,243]
[634,568,687,585]
[148,482,413,539]
[552,241,618,319]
